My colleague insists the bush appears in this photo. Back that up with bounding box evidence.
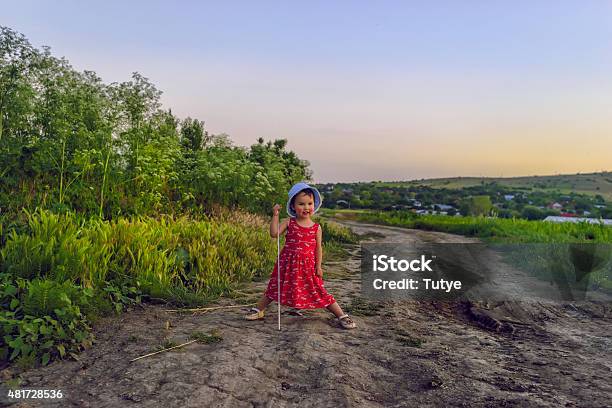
[0,274,93,368]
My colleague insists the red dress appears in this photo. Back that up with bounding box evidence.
[265,217,336,309]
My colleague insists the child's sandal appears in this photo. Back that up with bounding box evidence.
[244,307,265,321]
[337,314,356,329]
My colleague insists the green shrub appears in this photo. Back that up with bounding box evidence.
[0,274,93,367]
[319,219,358,244]
[0,208,277,368]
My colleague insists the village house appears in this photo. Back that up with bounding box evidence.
[406,199,422,207]
[433,204,455,211]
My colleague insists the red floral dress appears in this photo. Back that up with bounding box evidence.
[265,217,336,309]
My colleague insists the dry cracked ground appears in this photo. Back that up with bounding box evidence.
[1,220,611,407]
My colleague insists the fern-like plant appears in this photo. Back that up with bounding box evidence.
[22,279,73,317]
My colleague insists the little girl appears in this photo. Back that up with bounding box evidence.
[244,182,356,329]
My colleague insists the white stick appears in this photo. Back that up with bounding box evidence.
[277,215,281,331]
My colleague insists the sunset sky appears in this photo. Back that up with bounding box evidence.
[4,1,612,182]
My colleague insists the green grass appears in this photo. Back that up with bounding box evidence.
[318,218,359,244]
[345,297,385,316]
[1,209,277,299]
[351,210,612,243]
[394,328,425,348]
[189,329,223,344]
[0,208,276,369]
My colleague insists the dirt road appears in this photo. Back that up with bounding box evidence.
[4,221,611,407]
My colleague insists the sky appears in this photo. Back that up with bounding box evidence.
[3,1,612,183]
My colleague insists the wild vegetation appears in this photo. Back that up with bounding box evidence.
[0,26,358,370]
[0,26,311,219]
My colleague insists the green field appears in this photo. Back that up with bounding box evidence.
[329,209,612,243]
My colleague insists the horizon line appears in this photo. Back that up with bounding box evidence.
[314,169,612,184]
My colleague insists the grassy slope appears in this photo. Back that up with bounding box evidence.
[372,171,612,201]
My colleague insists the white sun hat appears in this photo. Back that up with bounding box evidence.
[286,182,322,217]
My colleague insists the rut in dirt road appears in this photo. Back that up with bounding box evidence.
[7,221,612,408]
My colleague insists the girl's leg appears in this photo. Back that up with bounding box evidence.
[326,302,346,318]
[327,301,357,329]
[256,295,273,311]
[245,295,273,320]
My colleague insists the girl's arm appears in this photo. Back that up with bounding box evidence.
[315,225,323,278]
[270,204,289,238]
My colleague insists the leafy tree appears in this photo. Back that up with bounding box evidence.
[521,205,545,220]
[600,207,612,219]
[463,195,493,216]
[180,117,209,152]
[1,26,312,218]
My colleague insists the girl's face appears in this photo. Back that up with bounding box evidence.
[293,192,314,218]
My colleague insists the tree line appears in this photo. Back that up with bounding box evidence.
[0,26,310,220]
[317,181,612,220]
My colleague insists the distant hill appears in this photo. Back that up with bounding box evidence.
[374,171,612,201]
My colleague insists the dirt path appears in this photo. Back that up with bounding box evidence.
[4,221,611,407]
